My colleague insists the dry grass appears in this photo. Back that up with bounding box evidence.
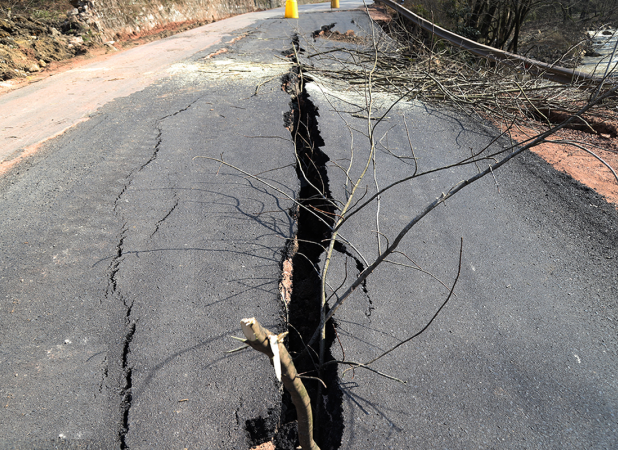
[0,0,72,20]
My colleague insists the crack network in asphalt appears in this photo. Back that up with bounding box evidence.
[104,221,135,448]
[107,99,198,448]
[150,196,179,239]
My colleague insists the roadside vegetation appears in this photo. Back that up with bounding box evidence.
[0,0,71,20]
[401,0,618,62]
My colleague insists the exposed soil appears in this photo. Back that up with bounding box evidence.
[0,10,216,91]
[508,121,618,205]
[250,442,275,450]
[365,3,391,23]
[313,22,365,43]
[0,14,89,81]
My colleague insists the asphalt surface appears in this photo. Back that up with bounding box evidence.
[0,0,363,172]
[1,3,617,450]
[299,23,618,449]
[0,6,308,449]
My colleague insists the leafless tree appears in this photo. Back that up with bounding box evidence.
[199,8,617,449]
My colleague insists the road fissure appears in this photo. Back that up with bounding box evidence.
[281,35,344,449]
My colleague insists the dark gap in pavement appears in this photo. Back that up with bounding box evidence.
[119,321,136,450]
[105,222,136,448]
[283,66,344,450]
[281,34,305,60]
[245,35,345,450]
[312,23,337,39]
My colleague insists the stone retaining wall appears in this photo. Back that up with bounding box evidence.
[73,0,284,41]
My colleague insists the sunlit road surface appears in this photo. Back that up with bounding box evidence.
[0,1,365,171]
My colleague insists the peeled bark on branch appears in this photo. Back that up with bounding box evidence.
[240,318,320,450]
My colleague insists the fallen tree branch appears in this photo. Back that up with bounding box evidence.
[240,318,320,450]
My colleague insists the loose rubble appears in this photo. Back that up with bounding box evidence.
[0,0,101,81]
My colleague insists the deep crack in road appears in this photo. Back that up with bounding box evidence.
[1,4,617,450]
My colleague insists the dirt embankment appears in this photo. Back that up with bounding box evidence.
[0,0,101,81]
[1,16,83,80]
[0,0,288,84]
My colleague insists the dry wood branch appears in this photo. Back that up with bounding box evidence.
[300,25,618,141]
[241,318,320,450]
[305,83,618,350]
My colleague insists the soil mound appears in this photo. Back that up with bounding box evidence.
[0,2,216,84]
[0,14,92,80]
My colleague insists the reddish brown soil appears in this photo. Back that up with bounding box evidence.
[511,124,618,205]
[112,18,212,43]
[365,3,391,22]
[250,442,275,450]
[0,18,218,94]
[0,45,119,94]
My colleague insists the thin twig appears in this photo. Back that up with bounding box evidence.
[356,237,463,369]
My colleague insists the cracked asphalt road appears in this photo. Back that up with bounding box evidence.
[1,2,617,450]
[297,27,618,448]
[0,80,295,447]
[0,4,360,448]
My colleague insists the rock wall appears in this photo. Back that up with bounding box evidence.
[74,0,284,41]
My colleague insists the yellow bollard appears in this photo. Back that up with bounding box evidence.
[331,0,339,8]
[284,0,299,18]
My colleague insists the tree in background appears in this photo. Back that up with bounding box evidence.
[446,0,542,53]
[550,0,618,24]
[403,0,618,55]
